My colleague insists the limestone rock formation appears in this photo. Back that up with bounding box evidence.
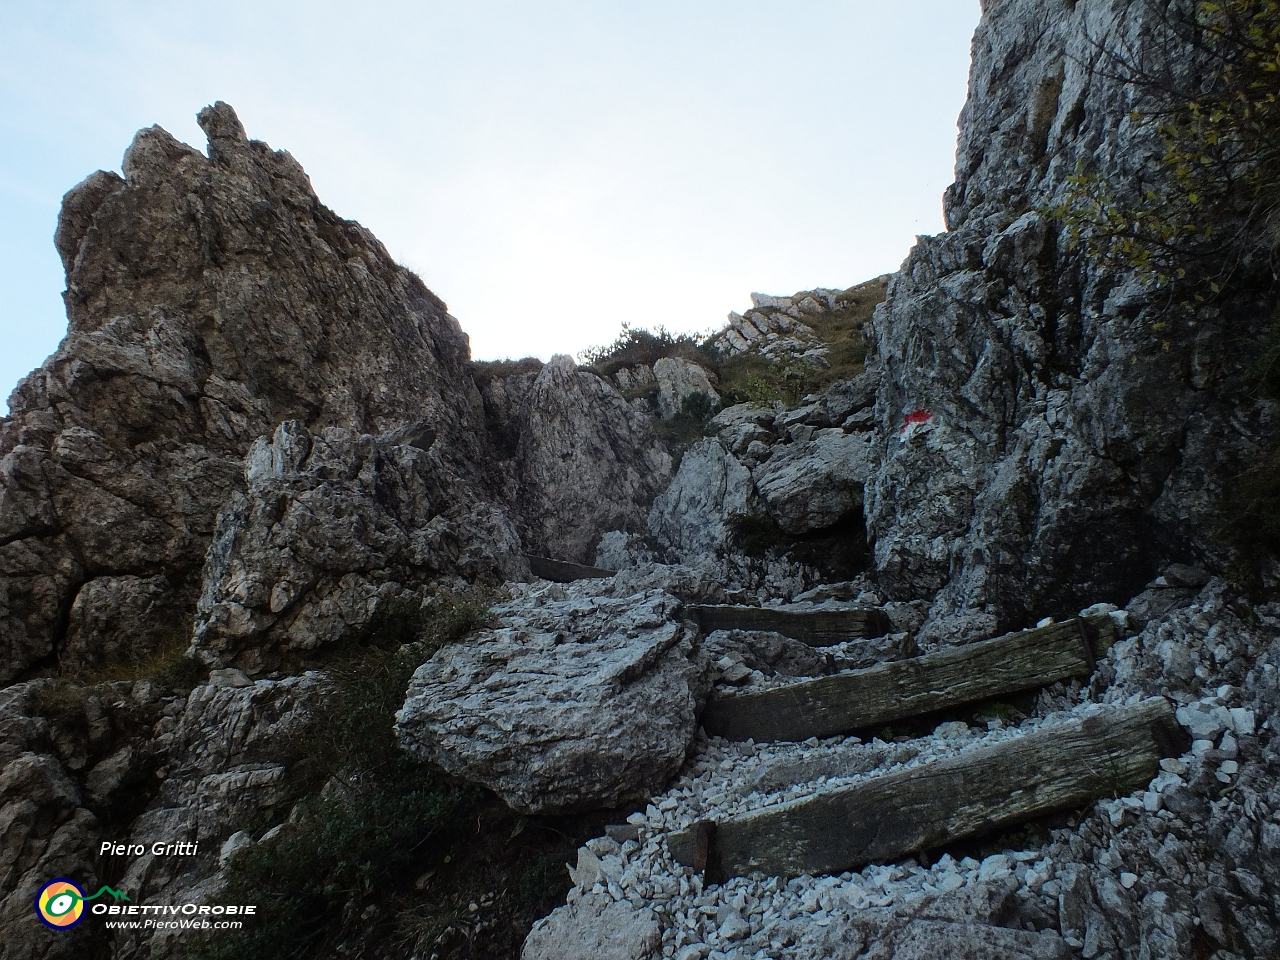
[190,421,526,674]
[0,677,174,960]
[652,357,719,420]
[0,101,490,685]
[396,581,710,814]
[505,355,673,563]
[648,439,759,559]
[865,0,1276,640]
[523,896,663,960]
[709,290,839,366]
[752,429,873,535]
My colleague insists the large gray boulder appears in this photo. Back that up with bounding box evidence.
[506,355,673,563]
[396,582,710,814]
[190,420,525,673]
[0,102,492,685]
[523,894,662,960]
[752,429,873,535]
[652,357,719,420]
[648,438,759,559]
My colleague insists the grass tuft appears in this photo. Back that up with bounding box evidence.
[179,590,581,960]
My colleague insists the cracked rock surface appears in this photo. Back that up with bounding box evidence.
[396,579,711,814]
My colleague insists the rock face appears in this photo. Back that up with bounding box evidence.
[396,581,710,814]
[648,439,759,559]
[752,429,873,535]
[190,421,526,673]
[709,289,843,366]
[0,102,491,685]
[645,375,879,580]
[505,355,673,564]
[865,0,1277,640]
[652,357,719,420]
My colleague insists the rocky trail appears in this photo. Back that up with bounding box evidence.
[4,0,1280,956]
[517,571,1280,960]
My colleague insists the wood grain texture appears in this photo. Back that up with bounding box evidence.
[690,605,892,646]
[702,617,1113,742]
[526,555,617,583]
[671,697,1178,880]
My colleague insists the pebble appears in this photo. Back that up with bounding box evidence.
[532,581,1280,960]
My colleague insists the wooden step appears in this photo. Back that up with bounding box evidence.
[702,616,1114,742]
[690,604,892,646]
[670,697,1181,880]
[526,555,617,583]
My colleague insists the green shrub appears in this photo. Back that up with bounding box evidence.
[1048,0,1279,305]
[177,591,569,960]
[579,324,716,376]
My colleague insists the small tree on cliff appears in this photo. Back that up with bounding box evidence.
[1050,0,1279,320]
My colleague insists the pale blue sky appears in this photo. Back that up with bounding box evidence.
[1,1,981,413]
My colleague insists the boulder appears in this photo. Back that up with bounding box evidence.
[396,583,710,814]
[752,430,873,534]
[648,439,759,559]
[523,894,662,960]
[509,356,673,563]
[190,420,525,673]
[653,357,719,420]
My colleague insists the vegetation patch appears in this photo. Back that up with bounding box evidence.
[470,356,544,387]
[180,592,596,960]
[579,278,887,410]
[1048,0,1279,307]
[31,627,205,724]
[579,324,716,378]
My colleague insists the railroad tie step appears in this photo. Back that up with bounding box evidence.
[670,697,1183,881]
[690,604,892,646]
[702,615,1118,743]
[525,555,617,583]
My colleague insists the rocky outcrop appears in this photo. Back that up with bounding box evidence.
[190,421,525,674]
[752,429,873,535]
[0,677,176,960]
[0,665,327,960]
[505,356,673,564]
[114,672,323,911]
[710,290,838,366]
[647,373,878,576]
[648,439,759,559]
[0,102,492,685]
[865,0,1276,640]
[653,357,719,420]
[396,581,710,814]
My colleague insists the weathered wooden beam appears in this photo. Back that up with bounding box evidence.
[526,555,616,583]
[690,604,892,646]
[670,697,1180,880]
[701,616,1114,742]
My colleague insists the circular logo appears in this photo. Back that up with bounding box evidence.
[35,879,86,929]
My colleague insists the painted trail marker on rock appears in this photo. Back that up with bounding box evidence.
[690,605,891,647]
[702,616,1115,742]
[671,697,1182,880]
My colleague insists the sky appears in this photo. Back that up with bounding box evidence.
[0,1,982,414]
